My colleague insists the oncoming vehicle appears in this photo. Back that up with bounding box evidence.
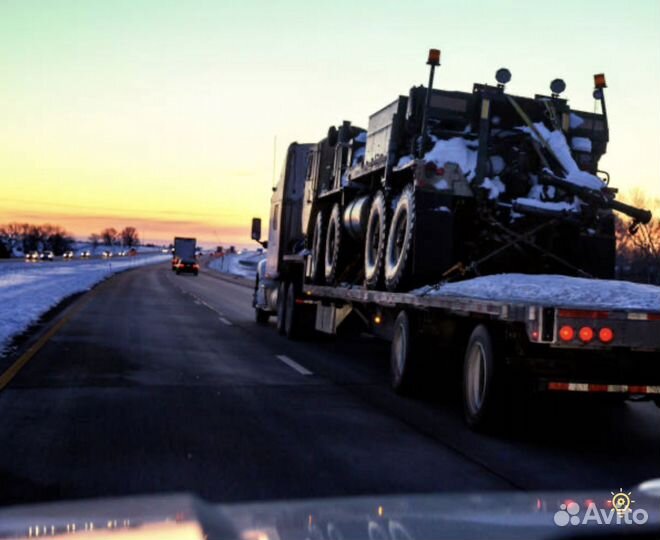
[79,250,91,258]
[175,258,199,276]
[25,251,40,262]
[62,250,75,259]
[40,250,54,261]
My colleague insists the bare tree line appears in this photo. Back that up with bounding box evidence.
[89,227,140,249]
[615,190,660,284]
[0,223,74,257]
[0,223,141,257]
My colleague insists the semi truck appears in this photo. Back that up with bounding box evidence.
[251,50,660,429]
[172,236,198,275]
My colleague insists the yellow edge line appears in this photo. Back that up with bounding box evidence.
[0,290,97,391]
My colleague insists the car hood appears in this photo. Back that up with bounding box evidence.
[1,483,659,540]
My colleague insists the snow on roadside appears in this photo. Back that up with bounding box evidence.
[416,274,660,312]
[208,251,265,280]
[0,254,169,355]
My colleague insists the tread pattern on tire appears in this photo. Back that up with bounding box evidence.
[385,184,416,291]
[365,191,387,289]
[324,203,343,284]
[310,211,325,284]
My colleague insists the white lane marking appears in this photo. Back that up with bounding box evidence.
[276,355,313,376]
[219,317,233,326]
[183,288,226,317]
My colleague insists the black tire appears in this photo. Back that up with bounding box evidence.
[255,308,270,324]
[276,281,287,335]
[324,203,344,284]
[284,282,302,340]
[390,311,419,394]
[194,271,198,276]
[176,270,181,275]
[384,184,416,291]
[364,191,387,288]
[310,211,325,284]
[462,324,502,430]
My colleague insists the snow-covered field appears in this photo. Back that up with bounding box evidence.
[417,274,660,311]
[208,251,265,280]
[0,254,169,355]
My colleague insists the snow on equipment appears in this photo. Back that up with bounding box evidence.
[295,55,651,291]
[251,51,659,430]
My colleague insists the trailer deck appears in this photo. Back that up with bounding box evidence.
[303,274,660,350]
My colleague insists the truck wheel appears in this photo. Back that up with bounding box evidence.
[324,203,344,283]
[365,191,387,288]
[310,211,325,284]
[276,281,287,335]
[390,311,419,394]
[284,282,302,339]
[384,184,415,291]
[255,307,270,324]
[462,324,501,430]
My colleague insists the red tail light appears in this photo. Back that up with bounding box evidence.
[578,326,594,343]
[559,325,574,341]
[599,327,614,343]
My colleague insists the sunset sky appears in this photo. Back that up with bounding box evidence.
[0,0,658,247]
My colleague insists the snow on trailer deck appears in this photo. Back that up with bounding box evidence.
[305,274,660,318]
[415,274,660,313]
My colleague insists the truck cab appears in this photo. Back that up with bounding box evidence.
[253,143,313,324]
[264,143,313,281]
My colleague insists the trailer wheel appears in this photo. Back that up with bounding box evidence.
[310,211,325,284]
[463,325,501,430]
[276,281,287,335]
[365,191,387,288]
[255,307,270,324]
[390,311,419,394]
[324,203,344,283]
[384,184,415,291]
[284,282,303,339]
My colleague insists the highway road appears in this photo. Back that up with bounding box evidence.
[1,262,659,507]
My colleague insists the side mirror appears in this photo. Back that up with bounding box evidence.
[251,218,262,241]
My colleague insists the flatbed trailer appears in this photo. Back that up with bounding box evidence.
[250,53,660,430]
[258,266,660,429]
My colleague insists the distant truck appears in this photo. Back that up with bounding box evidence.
[251,50,660,430]
[172,237,197,273]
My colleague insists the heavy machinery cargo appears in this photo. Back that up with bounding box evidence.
[251,50,659,430]
[296,51,650,291]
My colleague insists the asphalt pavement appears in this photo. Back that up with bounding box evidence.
[1,262,659,507]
